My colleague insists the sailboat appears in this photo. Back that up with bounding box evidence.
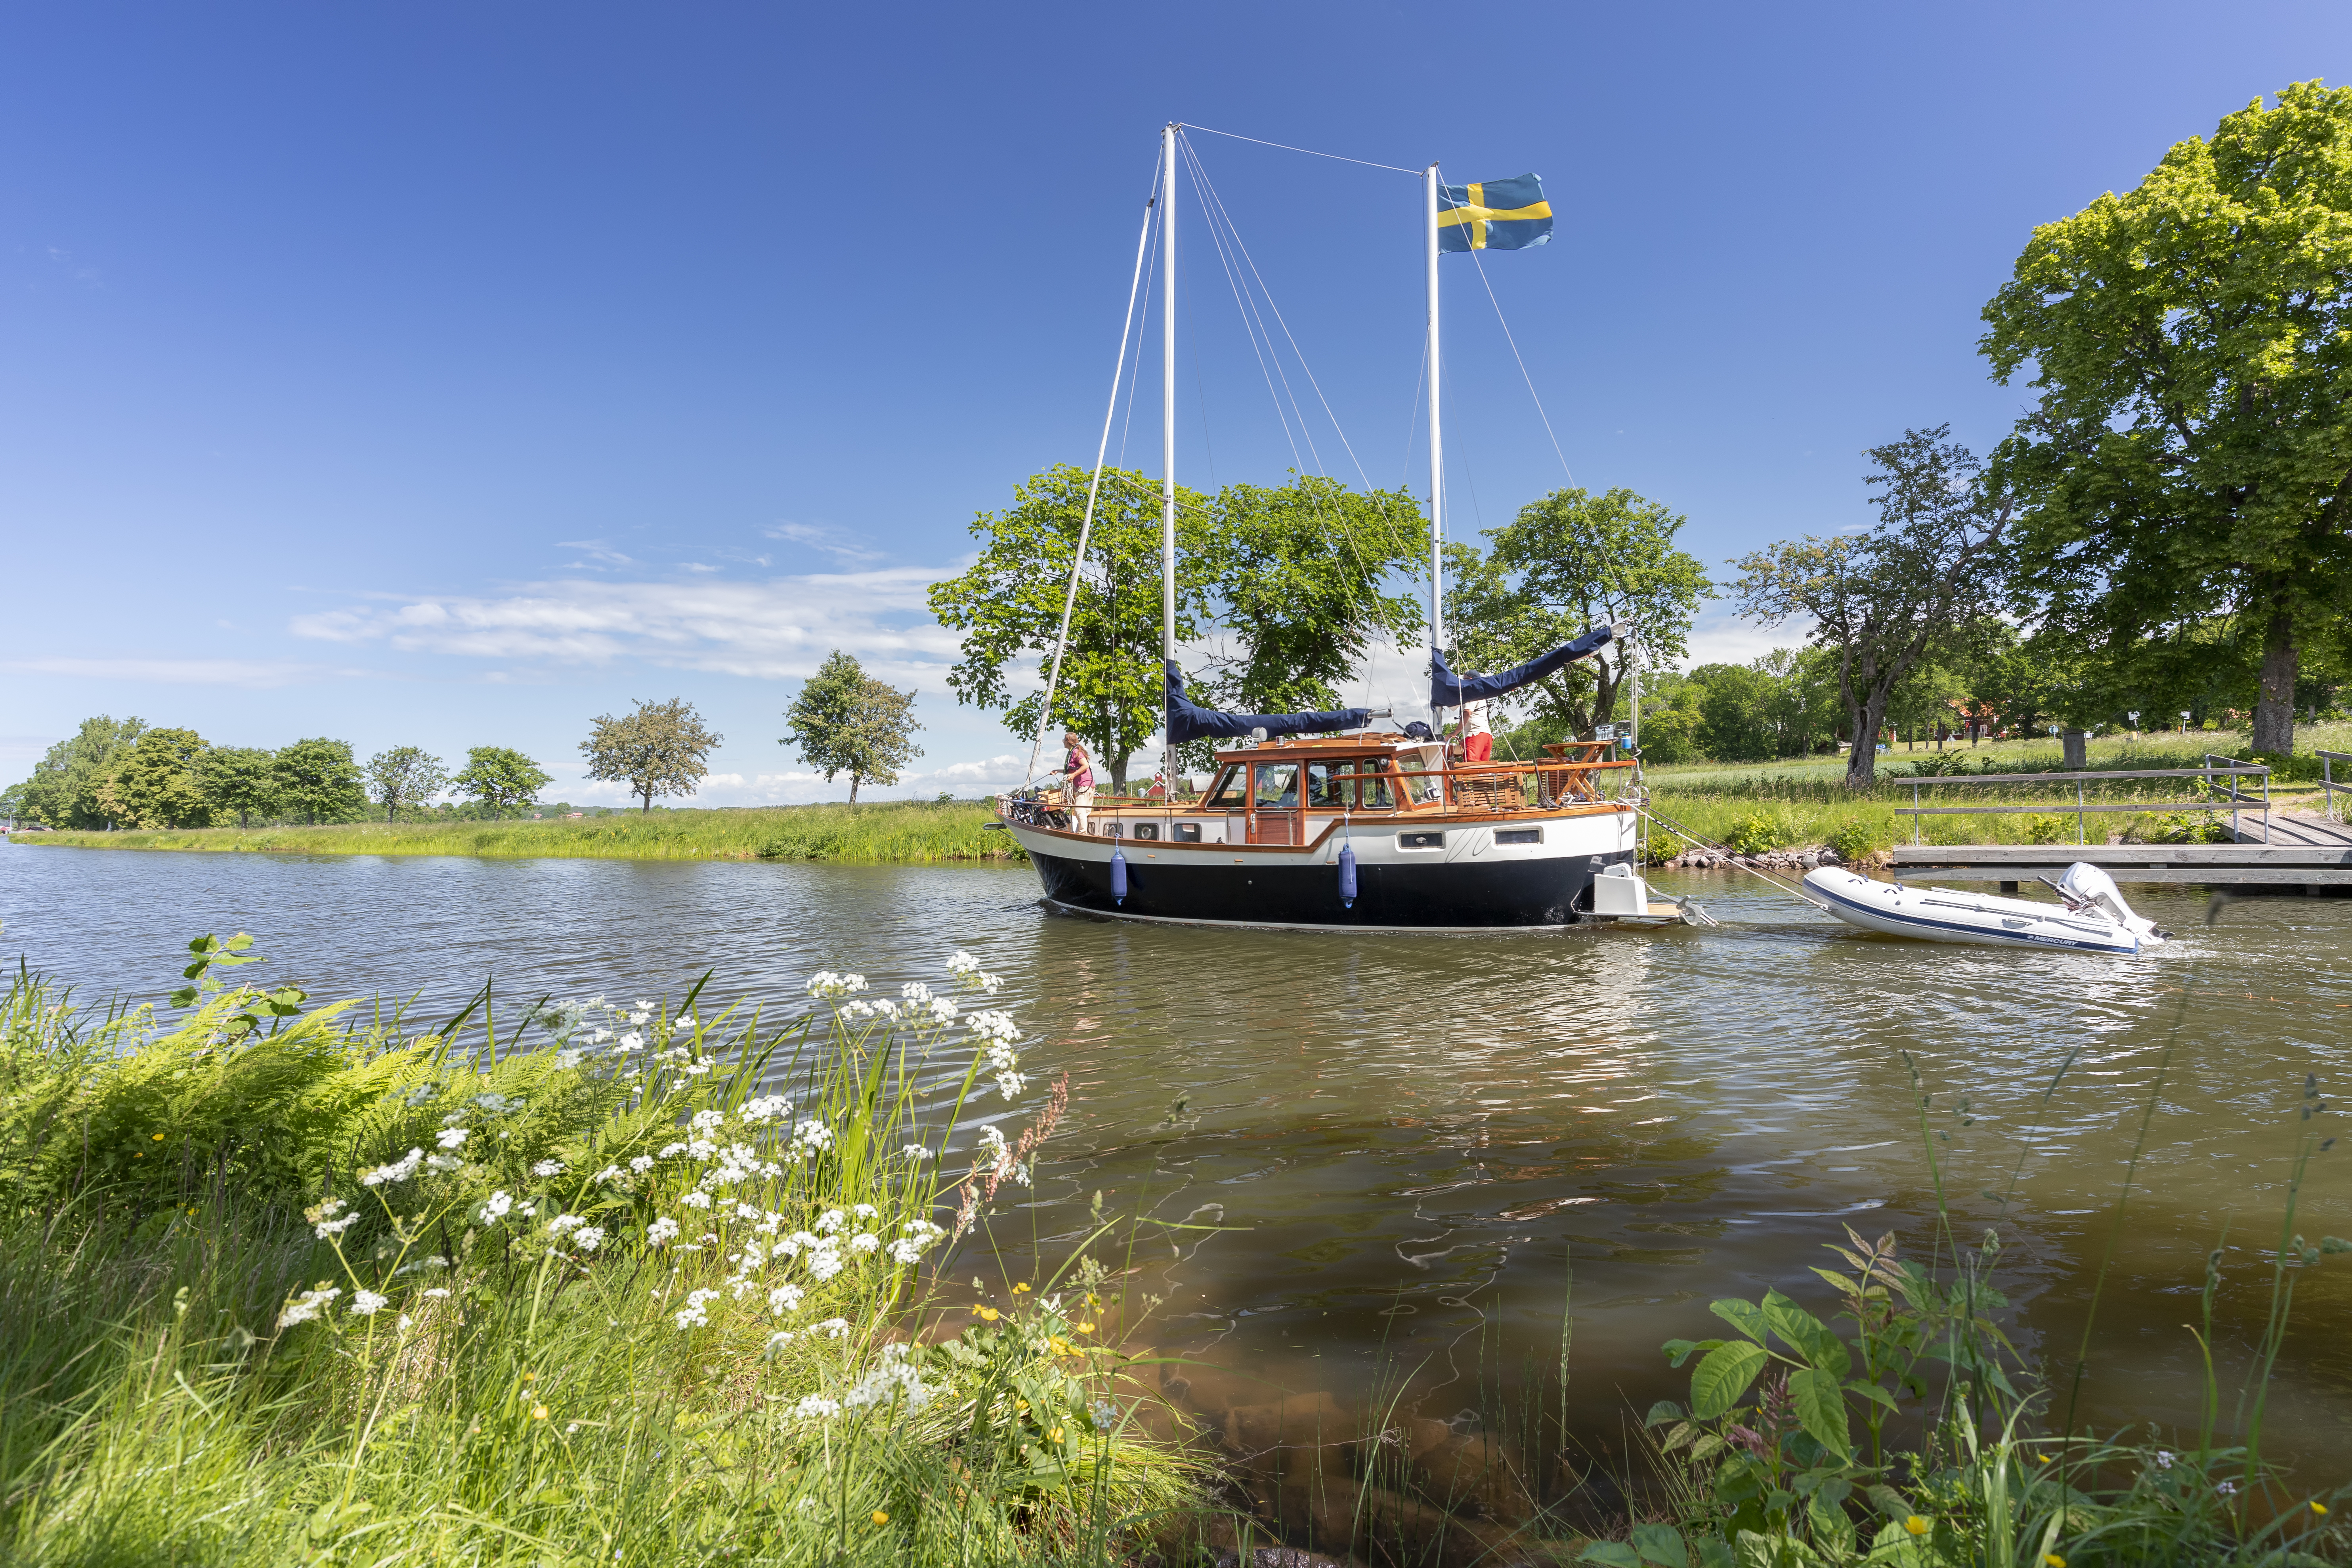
[990,125,1659,931]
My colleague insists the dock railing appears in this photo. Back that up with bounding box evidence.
[1895,764,2271,846]
[2322,751,2352,824]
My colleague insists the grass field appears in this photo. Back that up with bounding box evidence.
[12,798,1028,864]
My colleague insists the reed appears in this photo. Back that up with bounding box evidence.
[12,799,1027,865]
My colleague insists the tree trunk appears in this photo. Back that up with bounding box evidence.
[1845,691,1893,788]
[641,787,653,813]
[1109,753,1129,794]
[2252,605,2299,755]
[849,775,861,804]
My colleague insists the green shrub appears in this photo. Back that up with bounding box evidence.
[1825,819,1884,862]
[1722,811,1792,856]
[2136,810,2232,845]
[2022,812,2075,845]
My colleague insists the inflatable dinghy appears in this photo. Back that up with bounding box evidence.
[1800,861,2167,955]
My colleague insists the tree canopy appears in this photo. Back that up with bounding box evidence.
[201,747,281,829]
[1981,80,2352,756]
[365,746,451,823]
[1445,485,1711,740]
[1733,426,2012,786]
[783,650,923,804]
[6,716,149,829]
[452,747,552,817]
[98,728,212,829]
[274,739,369,825]
[582,698,721,813]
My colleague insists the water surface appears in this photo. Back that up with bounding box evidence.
[5,842,2347,1481]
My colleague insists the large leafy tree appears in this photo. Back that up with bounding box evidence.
[783,650,923,804]
[5,716,148,829]
[201,747,282,828]
[581,698,721,813]
[928,466,1216,794]
[365,746,451,823]
[97,728,212,829]
[1733,427,2012,787]
[452,747,552,818]
[1443,486,1711,740]
[1981,81,2352,756]
[1199,476,1425,713]
[273,738,369,824]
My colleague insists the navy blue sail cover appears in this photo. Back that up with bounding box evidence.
[1429,625,1616,707]
[1164,661,1372,745]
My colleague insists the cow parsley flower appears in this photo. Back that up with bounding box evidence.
[531,1159,564,1177]
[479,1190,514,1223]
[814,1317,852,1338]
[674,1288,719,1329]
[436,1127,470,1151]
[646,1217,680,1245]
[793,1394,842,1419]
[573,1226,604,1251]
[277,1285,342,1328]
[629,1154,656,1174]
[768,1282,804,1314]
[679,1191,712,1209]
[359,1148,424,1187]
[349,1289,389,1316]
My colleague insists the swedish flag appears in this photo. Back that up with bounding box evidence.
[1437,173,1553,253]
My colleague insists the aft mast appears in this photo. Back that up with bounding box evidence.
[1423,163,1444,729]
[1162,122,1179,791]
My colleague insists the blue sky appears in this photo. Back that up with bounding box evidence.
[5,2,2346,805]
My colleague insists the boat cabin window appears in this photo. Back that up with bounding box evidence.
[1252,762,1299,808]
[1205,766,1247,807]
[1315,758,1396,811]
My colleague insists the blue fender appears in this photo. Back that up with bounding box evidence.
[1337,840,1357,908]
[1110,845,1128,905]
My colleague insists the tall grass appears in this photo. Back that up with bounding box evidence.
[0,943,1197,1565]
[13,798,1026,865]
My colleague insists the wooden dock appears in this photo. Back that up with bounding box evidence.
[1890,820,2352,887]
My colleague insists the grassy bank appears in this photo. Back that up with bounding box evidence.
[0,942,1193,1565]
[12,798,1027,864]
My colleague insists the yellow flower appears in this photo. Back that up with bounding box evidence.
[1905,1517,1930,1537]
[1013,1283,1030,1293]
[521,1371,536,1381]
[2044,1555,2065,1567]
[977,1306,1000,1322]
[531,1405,550,1421]
[1075,1322,1097,1333]
[152,1133,166,1142]
[1048,1336,1074,1356]
[1085,1292,1101,1307]
[2315,1501,2331,1516]
[1049,1426,1064,1442]
[871,1510,889,1526]
[2038,1453,2053,1464]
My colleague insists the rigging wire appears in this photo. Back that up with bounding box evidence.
[1467,246,1578,487]
[1114,201,1161,470]
[1182,122,1421,176]
[1027,155,1164,789]
[1180,138,1317,477]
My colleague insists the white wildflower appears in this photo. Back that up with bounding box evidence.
[276,1285,341,1327]
[679,1191,712,1210]
[927,997,955,1025]
[547,1213,586,1236]
[618,1031,644,1051]
[682,1062,712,1076]
[815,1317,851,1338]
[947,951,979,974]
[768,1282,804,1314]
[646,1217,680,1245]
[553,1049,584,1070]
[674,1288,719,1330]
[850,1232,880,1255]
[814,1209,847,1233]
[594,1164,622,1183]
[573,1226,606,1251]
[359,1148,424,1187]
[690,1108,726,1133]
[314,1212,361,1240]
[993,1070,1030,1100]
[851,1203,878,1219]
[806,1247,846,1283]
[422,1286,452,1299]
[969,1010,1019,1044]
[900,1143,933,1161]
[629,1154,657,1174]
[531,1159,564,1178]
[479,1190,514,1223]
[741,1094,791,1124]
[349,1289,388,1316]
[425,1154,464,1173]
[436,1127,470,1151]
[793,1394,841,1419]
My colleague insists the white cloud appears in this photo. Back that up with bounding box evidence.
[288,570,962,688]
[763,522,886,566]
[0,657,354,688]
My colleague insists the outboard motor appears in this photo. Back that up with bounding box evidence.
[2058,862,2167,944]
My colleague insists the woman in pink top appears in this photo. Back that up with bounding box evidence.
[1060,731,1097,834]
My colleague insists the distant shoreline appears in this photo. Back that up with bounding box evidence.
[5,799,1028,864]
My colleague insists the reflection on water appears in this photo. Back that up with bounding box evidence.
[5,844,2348,1482]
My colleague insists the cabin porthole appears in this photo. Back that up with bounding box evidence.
[1132,823,1160,841]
